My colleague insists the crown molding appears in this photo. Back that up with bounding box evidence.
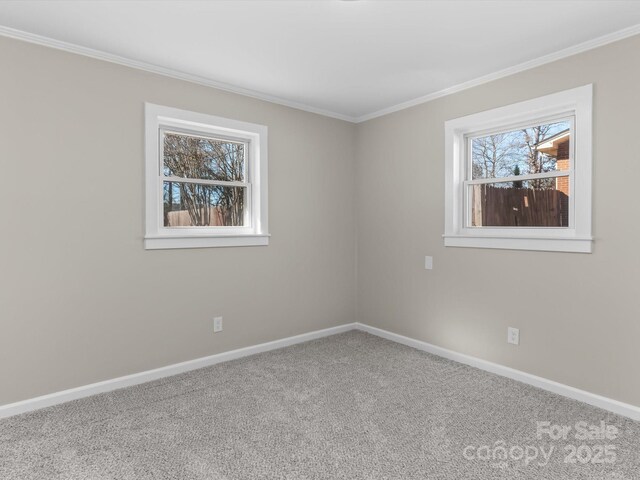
[1,22,640,124]
[0,25,357,123]
[355,23,640,123]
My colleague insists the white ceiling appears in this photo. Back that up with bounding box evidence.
[1,1,640,122]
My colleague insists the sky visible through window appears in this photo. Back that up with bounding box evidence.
[471,120,570,182]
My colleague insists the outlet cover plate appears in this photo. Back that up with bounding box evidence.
[213,316,223,333]
[425,256,433,270]
[507,327,520,345]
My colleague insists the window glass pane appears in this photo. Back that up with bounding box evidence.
[163,132,245,182]
[470,177,570,227]
[471,120,571,180]
[163,181,246,227]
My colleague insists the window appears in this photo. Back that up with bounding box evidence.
[145,104,268,249]
[444,85,592,253]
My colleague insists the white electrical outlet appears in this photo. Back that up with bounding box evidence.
[424,256,433,270]
[507,327,520,345]
[213,316,223,333]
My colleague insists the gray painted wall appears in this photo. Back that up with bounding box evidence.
[355,35,640,407]
[0,37,356,404]
[2,33,639,408]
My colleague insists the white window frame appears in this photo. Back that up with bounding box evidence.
[144,103,269,249]
[444,84,593,253]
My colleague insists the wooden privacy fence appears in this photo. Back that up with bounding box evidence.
[165,206,226,227]
[472,185,569,227]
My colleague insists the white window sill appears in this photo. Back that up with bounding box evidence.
[443,234,592,253]
[145,234,270,250]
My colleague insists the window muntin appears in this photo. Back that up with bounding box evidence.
[465,117,573,229]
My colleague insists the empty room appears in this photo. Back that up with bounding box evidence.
[1,1,640,478]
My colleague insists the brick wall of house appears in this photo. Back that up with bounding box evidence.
[555,139,570,195]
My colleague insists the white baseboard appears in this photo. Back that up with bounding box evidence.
[3,321,638,422]
[355,322,640,421]
[0,323,357,419]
